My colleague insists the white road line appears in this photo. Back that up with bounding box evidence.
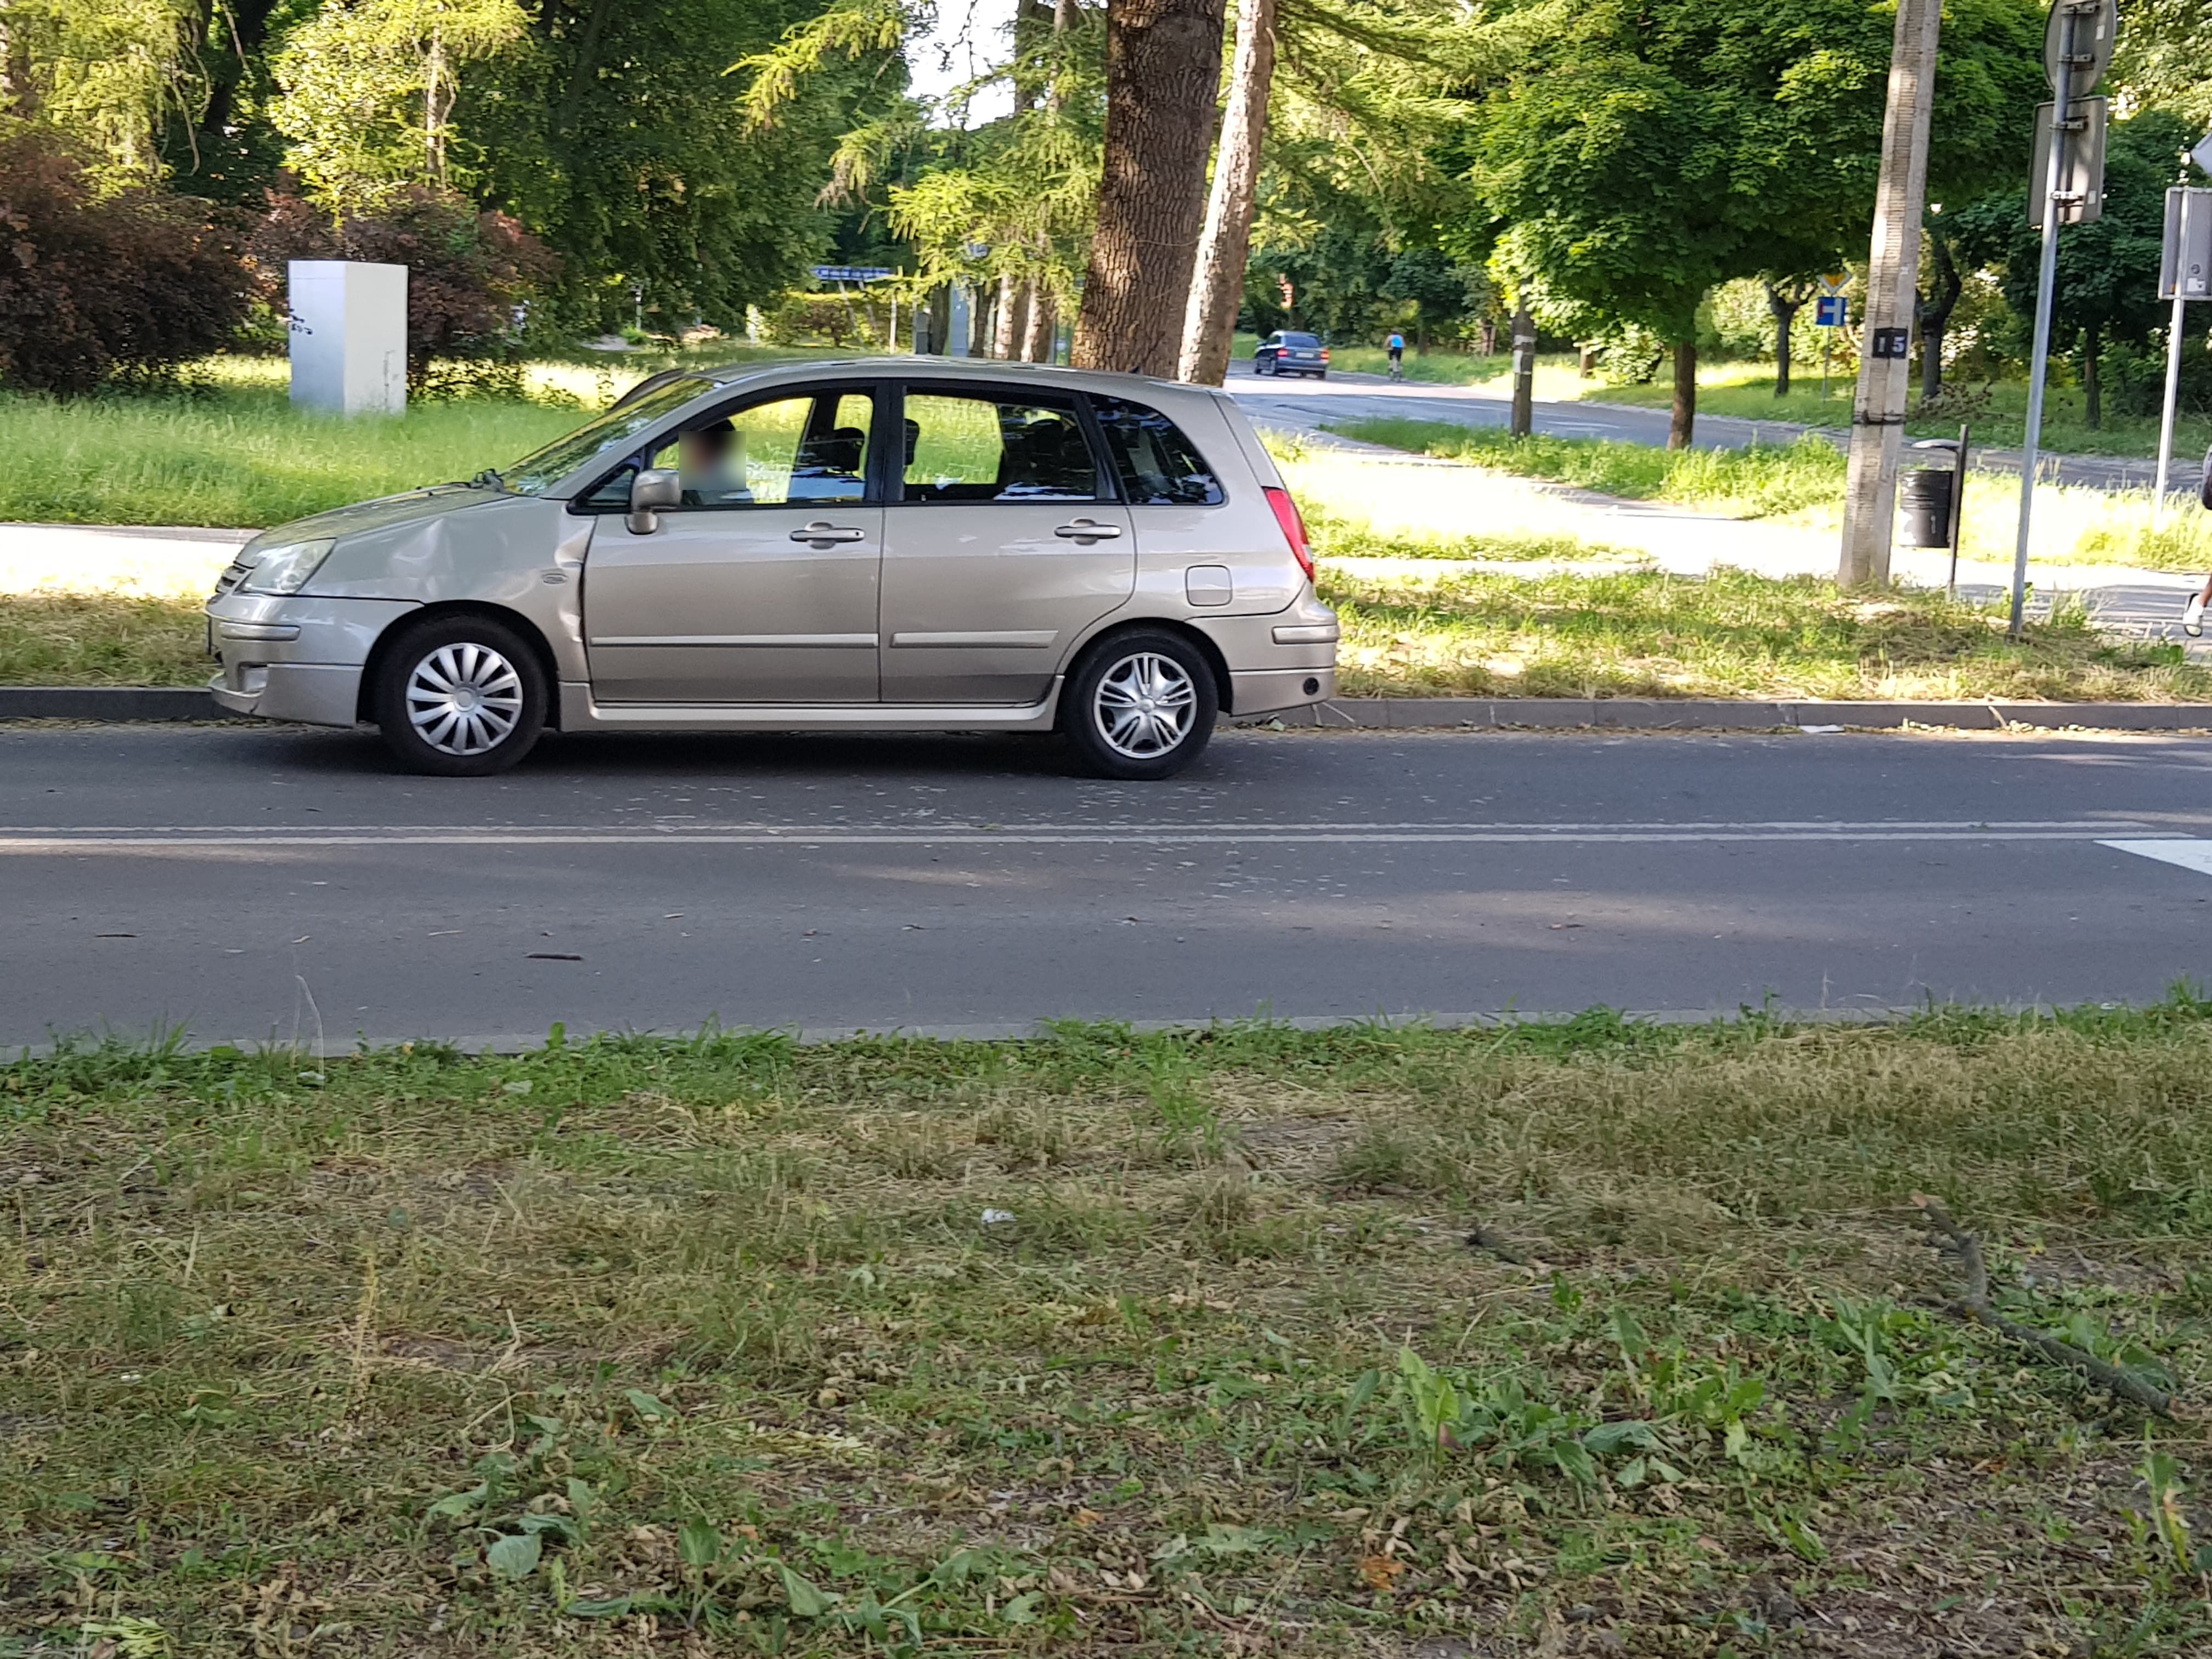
[0,818,2163,836]
[2101,838,2212,876]
[0,822,2183,852]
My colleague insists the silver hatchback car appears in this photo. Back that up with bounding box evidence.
[205,358,1339,778]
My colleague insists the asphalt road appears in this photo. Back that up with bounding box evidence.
[6,723,2212,1051]
[1224,361,2171,494]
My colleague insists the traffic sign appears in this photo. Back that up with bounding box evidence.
[2044,0,2115,97]
[810,265,893,283]
[1815,295,1848,328]
[1818,273,1849,297]
[2030,95,2108,228]
[2159,189,2212,300]
[2194,133,2212,178]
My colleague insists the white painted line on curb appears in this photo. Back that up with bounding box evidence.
[2100,838,2212,877]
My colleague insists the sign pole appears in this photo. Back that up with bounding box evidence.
[2011,11,2077,639]
[1837,0,1942,588]
[2155,288,2188,531]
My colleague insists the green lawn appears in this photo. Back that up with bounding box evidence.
[5,1006,2210,1655]
[1332,416,2212,575]
[1327,418,1849,521]
[1593,360,2212,465]
[0,347,827,530]
[1329,564,2212,702]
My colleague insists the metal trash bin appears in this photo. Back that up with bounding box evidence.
[1899,466,1955,548]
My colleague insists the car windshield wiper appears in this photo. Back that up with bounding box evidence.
[469,468,506,491]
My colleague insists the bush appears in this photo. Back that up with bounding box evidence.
[0,126,251,397]
[760,291,868,347]
[245,187,559,391]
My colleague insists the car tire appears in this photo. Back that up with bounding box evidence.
[371,614,548,777]
[1059,629,1218,781]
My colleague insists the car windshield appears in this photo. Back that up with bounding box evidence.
[501,376,714,495]
[1278,332,1319,347]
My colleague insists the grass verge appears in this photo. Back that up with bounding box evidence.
[1591,361,2212,464]
[0,347,820,530]
[0,593,215,686]
[4,1006,2211,1655]
[4,569,2204,701]
[1327,565,2212,702]
[1329,419,1847,521]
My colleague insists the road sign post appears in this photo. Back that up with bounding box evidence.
[2010,0,2117,638]
[1814,290,1847,401]
[2154,182,2212,527]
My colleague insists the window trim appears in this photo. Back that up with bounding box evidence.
[885,379,1121,507]
[568,377,890,515]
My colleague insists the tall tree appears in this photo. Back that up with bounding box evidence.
[1951,109,2188,430]
[1468,0,2041,447]
[1071,0,1225,375]
[1176,0,1274,385]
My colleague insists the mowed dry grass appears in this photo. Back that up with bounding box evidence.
[5,1009,2212,1655]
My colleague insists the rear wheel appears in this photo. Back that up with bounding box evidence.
[1059,629,1217,781]
[371,614,547,776]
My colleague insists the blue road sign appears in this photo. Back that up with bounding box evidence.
[1815,295,1848,328]
[811,266,894,283]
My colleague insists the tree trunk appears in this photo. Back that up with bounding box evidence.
[1670,340,1697,449]
[2083,322,2101,430]
[1478,316,1497,356]
[1764,282,1805,398]
[994,272,1020,359]
[1176,0,1274,385]
[1915,224,1962,402]
[1075,0,1228,376]
[1022,283,1056,362]
[1509,303,1534,438]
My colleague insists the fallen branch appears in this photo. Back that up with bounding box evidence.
[1465,1223,1527,1266]
[1910,1194,2182,1420]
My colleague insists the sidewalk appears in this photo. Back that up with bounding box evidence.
[0,521,252,601]
[1278,436,2207,653]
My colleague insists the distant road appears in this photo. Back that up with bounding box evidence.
[8,723,2212,1050]
[1223,360,2176,495]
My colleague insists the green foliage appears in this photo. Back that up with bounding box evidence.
[1469,0,2045,342]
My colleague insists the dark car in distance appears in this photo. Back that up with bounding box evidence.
[1252,331,1328,379]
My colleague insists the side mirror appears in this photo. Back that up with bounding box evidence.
[628,468,681,535]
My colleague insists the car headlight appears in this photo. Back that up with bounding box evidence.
[237,538,336,596]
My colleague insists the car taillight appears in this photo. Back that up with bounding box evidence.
[1264,486,1315,580]
[1319,349,1331,361]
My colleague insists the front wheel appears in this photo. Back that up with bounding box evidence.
[371,614,548,776]
[1060,630,1218,781]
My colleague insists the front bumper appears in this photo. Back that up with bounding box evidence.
[204,593,418,727]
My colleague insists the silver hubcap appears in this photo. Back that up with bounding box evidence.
[1094,651,1197,759]
[406,642,523,756]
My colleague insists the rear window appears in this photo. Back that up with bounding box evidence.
[1088,395,1225,506]
[1278,333,1319,347]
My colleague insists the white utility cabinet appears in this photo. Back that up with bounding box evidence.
[288,260,408,415]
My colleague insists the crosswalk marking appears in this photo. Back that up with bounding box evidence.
[2101,838,2212,876]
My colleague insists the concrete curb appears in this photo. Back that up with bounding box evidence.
[1255,697,2212,732]
[0,686,241,721]
[4,684,2211,731]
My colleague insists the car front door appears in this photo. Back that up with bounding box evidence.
[582,385,883,704]
[878,384,1134,704]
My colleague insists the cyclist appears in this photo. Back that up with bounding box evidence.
[1386,330,1406,380]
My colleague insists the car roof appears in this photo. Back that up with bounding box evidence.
[703,354,1197,398]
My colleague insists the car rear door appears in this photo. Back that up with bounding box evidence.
[877,382,1134,704]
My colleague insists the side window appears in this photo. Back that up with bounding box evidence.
[582,388,874,510]
[1089,395,1225,506]
[900,391,1100,504]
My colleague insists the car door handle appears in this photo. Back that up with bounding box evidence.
[789,521,868,545]
[1054,519,1122,542]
